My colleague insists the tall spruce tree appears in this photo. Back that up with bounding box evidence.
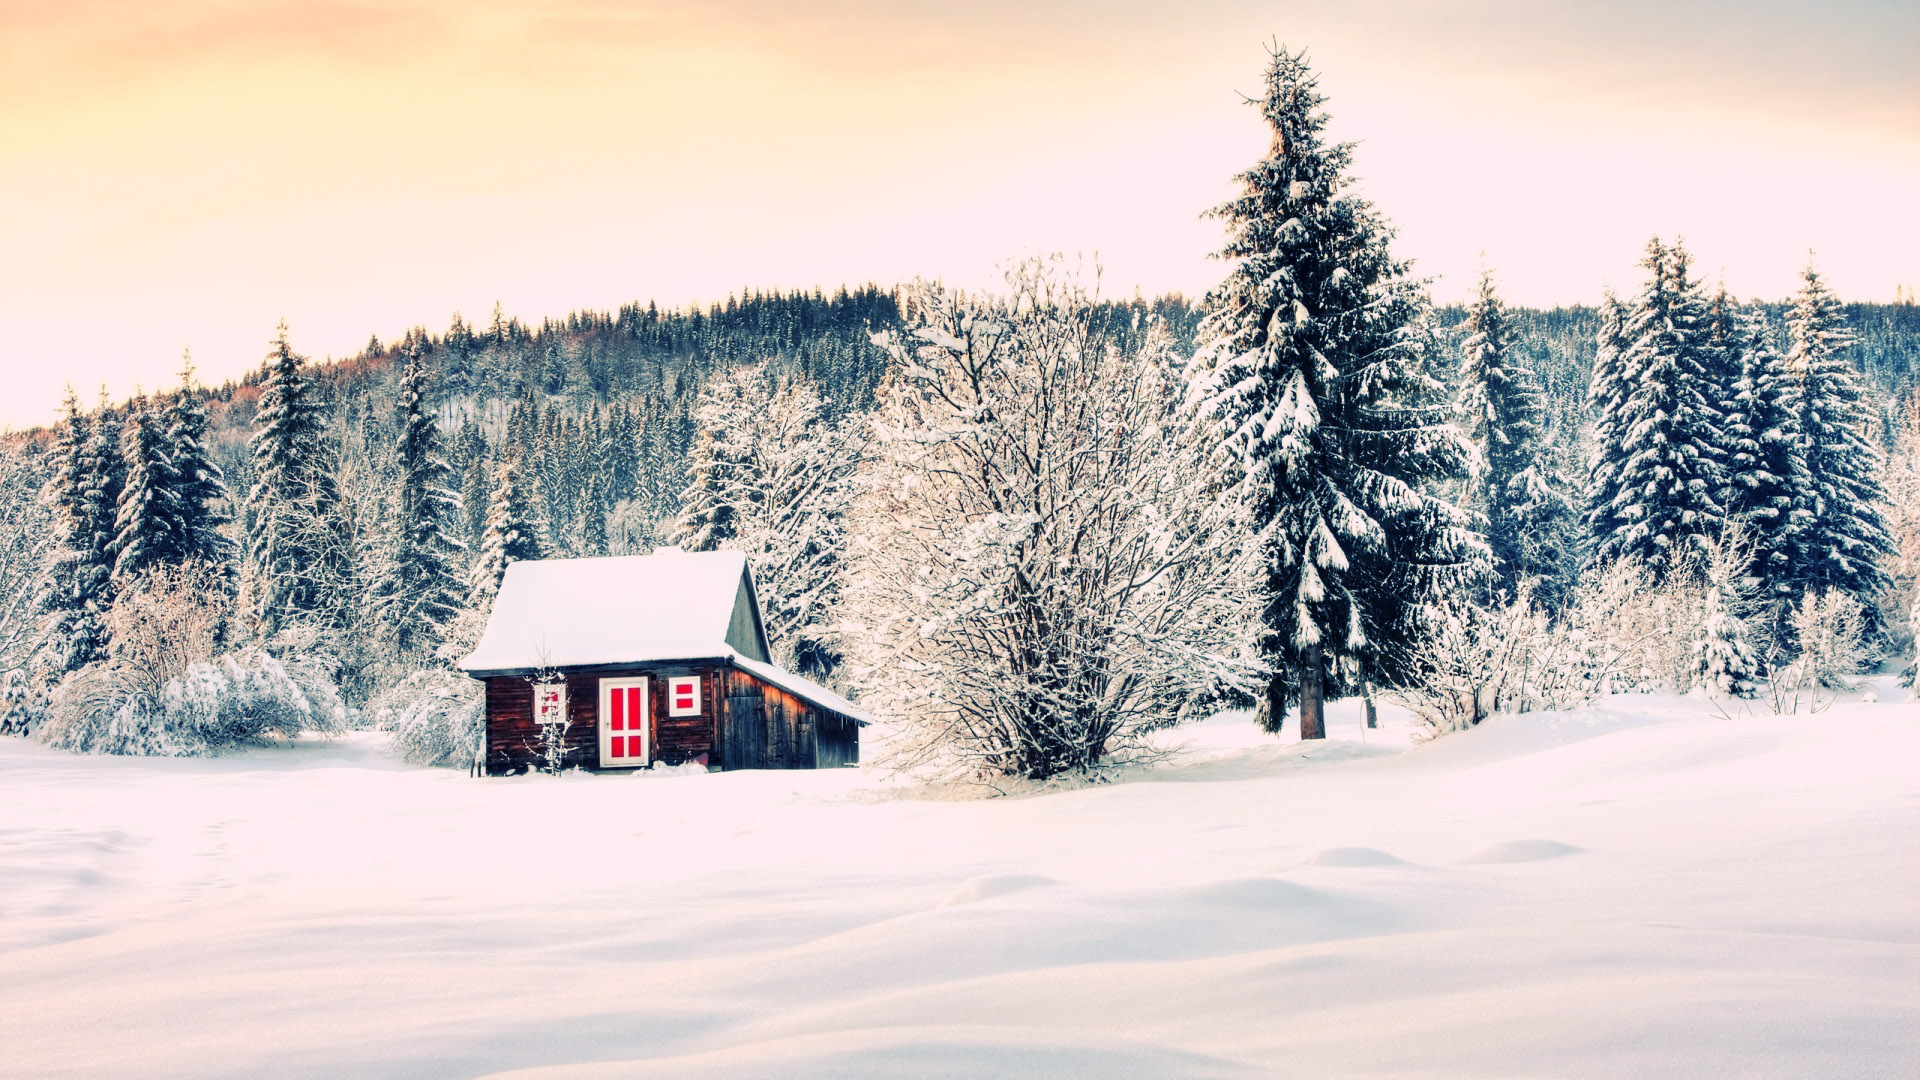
[1585,239,1727,578]
[1189,47,1482,739]
[379,344,467,657]
[467,454,545,605]
[165,352,235,573]
[1717,306,1806,620]
[40,390,117,675]
[110,394,187,584]
[247,324,345,637]
[1456,269,1572,600]
[1786,262,1892,607]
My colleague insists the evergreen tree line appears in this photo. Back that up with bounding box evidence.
[2,45,1916,759]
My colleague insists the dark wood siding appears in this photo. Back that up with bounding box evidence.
[484,663,855,775]
[484,675,597,775]
[714,669,860,770]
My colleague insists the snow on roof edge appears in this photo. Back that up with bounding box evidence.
[728,650,875,726]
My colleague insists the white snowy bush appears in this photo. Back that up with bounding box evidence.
[1765,589,1868,714]
[844,262,1265,783]
[372,668,485,768]
[36,649,345,757]
[1398,542,1762,737]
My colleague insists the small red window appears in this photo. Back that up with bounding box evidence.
[668,676,700,717]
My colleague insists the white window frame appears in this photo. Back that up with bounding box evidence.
[667,675,702,717]
[532,682,567,728]
[598,677,650,768]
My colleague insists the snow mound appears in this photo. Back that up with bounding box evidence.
[474,1025,1260,1080]
[1460,839,1584,864]
[938,873,1061,909]
[1304,846,1406,867]
[1183,877,1320,908]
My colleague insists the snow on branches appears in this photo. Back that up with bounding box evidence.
[844,261,1264,783]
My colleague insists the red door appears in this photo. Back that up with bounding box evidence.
[599,678,649,767]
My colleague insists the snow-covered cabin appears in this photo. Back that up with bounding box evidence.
[459,549,866,774]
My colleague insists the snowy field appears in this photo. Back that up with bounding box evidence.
[2,692,1915,1079]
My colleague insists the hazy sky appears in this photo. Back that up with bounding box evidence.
[2,0,1915,429]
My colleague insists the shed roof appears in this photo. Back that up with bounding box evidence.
[731,653,874,725]
[460,549,762,674]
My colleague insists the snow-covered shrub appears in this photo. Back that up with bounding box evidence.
[844,263,1265,782]
[372,669,485,768]
[1766,589,1868,714]
[36,649,345,756]
[1397,544,1762,737]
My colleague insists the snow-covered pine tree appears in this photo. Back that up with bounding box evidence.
[467,454,545,606]
[1455,268,1573,600]
[1717,305,1806,626]
[246,324,347,637]
[110,394,187,584]
[1188,47,1482,739]
[668,365,862,676]
[1693,584,1759,697]
[671,374,749,552]
[39,390,118,676]
[1585,238,1726,578]
[1785,261,1893,610]
[379,344,467,658]
[164,352,235,574]
[1582,289,1632,555]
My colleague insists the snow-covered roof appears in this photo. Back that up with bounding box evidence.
[731,653,874,725]
[460,550,869,723]
[460,549,758,674]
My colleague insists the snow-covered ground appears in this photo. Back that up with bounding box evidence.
[2,690,1914,1079]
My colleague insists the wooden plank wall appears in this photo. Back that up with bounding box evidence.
[654,669,719,766]
[485,669,721,775]
[485,666,856,774]
[484,676,597,775]
[715,669,861,770]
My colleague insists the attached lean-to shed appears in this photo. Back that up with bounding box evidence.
[459,548,868,775]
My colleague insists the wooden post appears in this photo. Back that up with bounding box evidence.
[1300,644,1326,741]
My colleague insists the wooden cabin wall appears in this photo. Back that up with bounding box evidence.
[652,668,720,766]
[717,670,860,770]
[483,676,596,775]
[485,666,851,775]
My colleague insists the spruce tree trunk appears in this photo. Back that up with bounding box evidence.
[1299,644,1326,740]
[1362,674,1378,729]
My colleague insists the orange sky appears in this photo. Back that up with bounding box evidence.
[2,0,1915,429]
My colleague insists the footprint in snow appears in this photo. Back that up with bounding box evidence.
[1459,839,1584,864]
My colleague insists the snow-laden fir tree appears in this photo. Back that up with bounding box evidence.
[163,352,235,573]
[1692,584,1759,697]
[670,375,749,553]
[1785,261,1892,609]
[376,344,467,658]
[467,453,545,607]
[1455,268,1575,603]
[246,324,348,637]
[1585,238,1727,578]
[1188,47,1482,739]
[668,364,862,676]
[1716,303,1807,624]
[110,394,187,584]
[39,390,119,676]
